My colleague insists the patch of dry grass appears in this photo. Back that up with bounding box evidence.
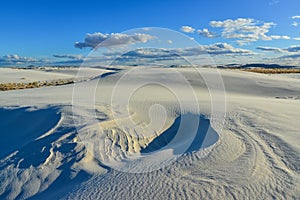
[0,79,75,91]
[241,68,300,74]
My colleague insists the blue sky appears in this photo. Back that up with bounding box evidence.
[1,0,300,66]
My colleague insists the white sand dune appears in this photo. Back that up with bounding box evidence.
[0,67,112,84]
[0,67,299,199]
[0,68,74,83]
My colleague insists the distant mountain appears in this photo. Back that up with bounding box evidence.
[239,63,298,69]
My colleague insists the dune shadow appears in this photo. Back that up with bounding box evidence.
[91,71,119,80]
[141,114,219,155]
[0,107,61,159]
[0,106,94,199]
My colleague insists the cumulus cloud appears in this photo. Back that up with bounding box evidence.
[193,43,253,55]
[197,28,217,38]
[53,54,84,60]
[0,54,87,66]
[124,48,174,58]
[285,45,300,52]
[291,16,300,19]
[256,46,283,53]
[256,44,300,54]
[270,35,291,40]
[107,43,253,59]
[0,54,42,66]
[75,32,155,49]
[291,16,300,27]
[210,18,282,45]
[97,43,253,66]
[98,44,253,69]
[292,21,299,27]
[263,44,300,61]
[180,26,195,33]
[2,54,37,62]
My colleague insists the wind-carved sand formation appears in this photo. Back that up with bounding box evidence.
[0,66,299,199]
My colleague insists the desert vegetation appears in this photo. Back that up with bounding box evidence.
[0,79,75,91]
[241,68,300,74]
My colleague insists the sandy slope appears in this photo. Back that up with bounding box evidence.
[0,68,73,83]
[0,67,299,199]
[0,67,111,84]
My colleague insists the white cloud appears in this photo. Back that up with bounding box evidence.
[291,16,300,27]
[285,45,300,52]
[256,46,283,53]
[180,26,195,33]
[291,16,300,19]
[197,28,216,38]
[292,21,299,27]
[171,43,253,56]
[0,54,61,66]
[66,42,255,66]
[142,27,152,31]
[294,37,300,40]
[138,43,252,57]
[167,40,173,44]
[0,54,42,65]
[257,44,300,62]
[195,43,253,55]
[270,35,291,40]
[269,0,279,6]
[256,44,300,54]
[75,32,155,49]
[210,18,278,45]
[101,43,253,61]
[272,44,300,61]
[53,54,84,60]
